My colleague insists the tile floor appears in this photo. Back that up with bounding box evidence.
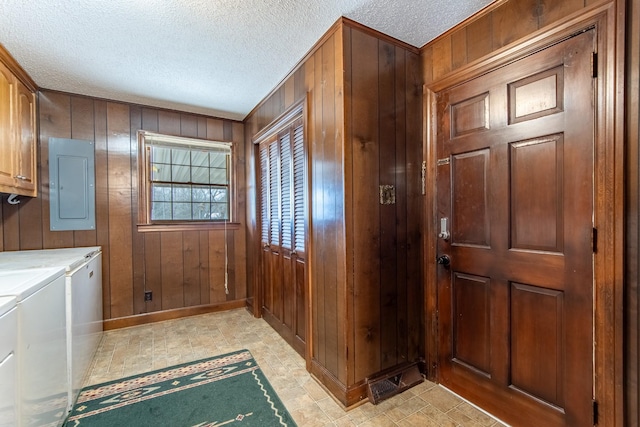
[85,308,507,427]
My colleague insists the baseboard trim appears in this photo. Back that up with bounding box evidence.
[103,300,247,330]
[309,359,369,408]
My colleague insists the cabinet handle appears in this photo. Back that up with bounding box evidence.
[14,175,27,180]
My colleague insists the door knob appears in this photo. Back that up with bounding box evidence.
[437,255,451,267]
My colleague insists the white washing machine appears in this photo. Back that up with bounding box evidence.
[0,296,17,427]
[0,267,68,427]
[0,247,103,411]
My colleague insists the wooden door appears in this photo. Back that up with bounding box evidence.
[258,118,306,356]
[436,31,595,426]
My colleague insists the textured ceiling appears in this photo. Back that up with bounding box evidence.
[0,0,494,121]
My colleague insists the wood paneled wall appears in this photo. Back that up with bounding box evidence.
[626,0,640,423]
[245,18,422,406]
[0,90,247,321]
[343,24,423,387]
[422,0,605,84]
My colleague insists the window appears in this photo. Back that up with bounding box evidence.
[138,131,233,229]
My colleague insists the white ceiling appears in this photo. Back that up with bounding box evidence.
[0,0,494,121]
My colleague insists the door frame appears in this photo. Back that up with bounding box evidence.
[423,2,625,425]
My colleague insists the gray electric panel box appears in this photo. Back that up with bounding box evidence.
[49,138,96,231]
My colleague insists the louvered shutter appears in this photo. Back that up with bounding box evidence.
[292,122,305,255]
[268,142,280,247]
[259,144,269,245]
[280,130,292,250]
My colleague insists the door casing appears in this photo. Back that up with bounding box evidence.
[423,3,625,425]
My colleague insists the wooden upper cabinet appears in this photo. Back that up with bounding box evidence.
[0,62,15,189]
[0,48,37,197]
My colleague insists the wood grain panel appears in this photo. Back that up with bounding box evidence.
[39,92,74,249]
[199,231,210,305]
[466,13,493,63]
[453,273,491,375]
[539,0,585,28]
[432,36,453,81]
[183,230,201,306]
[209,230,226,302]
[451,29,468,70]
[511,282,564,408]
[106,102,134,318]
[160,231,184,310]
[452,150,490,246]
[405,49,423,364]
[94,100,111,319]
[351,27,381,382]
[491,0,540,49]
[70,96,97,248]
[451,93,490,137]
[129,106,145,314]
[510,135,563,252]
[244,18,422,406]
[509,66,564,124]
[1,90,246,322]
[379,40,398,371]
[144,232,162,313]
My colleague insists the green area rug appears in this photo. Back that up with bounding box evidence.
[64,349,297,427]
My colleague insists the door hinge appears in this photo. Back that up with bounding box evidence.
[421,161,426,195]
[591,52,598,78]
[593,400,599,425]
[592,227,598,253]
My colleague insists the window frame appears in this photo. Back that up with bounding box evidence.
[137,130,239,232]
[253,99,307,259]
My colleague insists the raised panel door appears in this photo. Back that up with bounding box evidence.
[436,30,594,427]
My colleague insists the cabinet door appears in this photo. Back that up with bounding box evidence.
[14,81,36,195]
[0,62,14,188]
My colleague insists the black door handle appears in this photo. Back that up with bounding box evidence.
[437,255,451,267]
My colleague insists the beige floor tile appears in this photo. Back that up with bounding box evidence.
[84,308,507,427]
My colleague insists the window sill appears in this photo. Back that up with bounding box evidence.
[137,222,241,233]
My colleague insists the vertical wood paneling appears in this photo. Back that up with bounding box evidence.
[334,28,348,386]
[160,231,184,310]
[180,114,198,138]
[106,102,133,318]
[313,43,327,371]
[199,231,210,304]
[405,50,423,363]
[245,19,422,406]
[129,106,145,314]
[378,40,398,371]
[466,13,493,63]
[209,230,226,302]
[94,100,111,319]
[144,232,163,313]
[1,91,246,321]
[432,36,453,81]
[70,96,97,248]
[491,0,539,49]
[351,28,382,382]
[40,92,74,249]
[394,47,409,365]
[232,121,247,299]
[2,195,19,250]
[183,230,201,306]
[206,118,225,141]
[322,33,339,377]
[539,0,585,28]
[451,29,468,70]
